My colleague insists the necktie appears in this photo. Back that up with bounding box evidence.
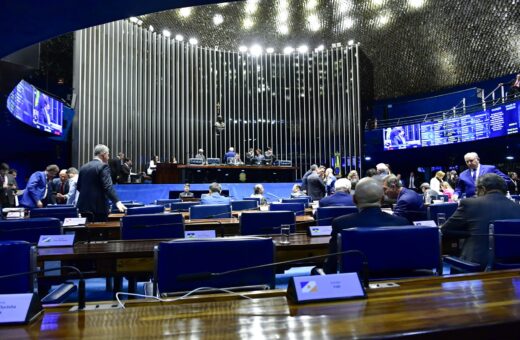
[472,170,476,182]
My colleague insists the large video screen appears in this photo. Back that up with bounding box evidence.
[383,102,520,151]
[6,80,64,136]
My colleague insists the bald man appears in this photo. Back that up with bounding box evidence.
[323,177,409,274]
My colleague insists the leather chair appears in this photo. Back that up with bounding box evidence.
[427,202,458,221]
[153,237,275,295]
[121,213,185,240]
[189,204,232,220]
[242,197,261,206]
[240,211,295,235]
[231,200,259,211]
[154,199,182,207]
[29,206,78,222]
[316,206,357,226]
[339,226,442,278]
[0,240,35,293]
[111,202,144,213]
[281,197,310,208]
[269,202,305,216]
[170,201,200,212]
[126,205,165,216]
[0,218,62,243]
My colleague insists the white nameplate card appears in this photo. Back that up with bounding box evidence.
[38,234,75,247]
[6,211,24,219]
[309,226,332,237]
[413,220,438,227]
[287,273,366,304]
[62,217,87,226]
[185,230,217,239]
[0,293,42,324]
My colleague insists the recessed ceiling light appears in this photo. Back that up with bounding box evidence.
[315,45,324,52]
[347,39,355,46]
[377,13,390,26]
[149,25,154,32]
[162,29,171,37]
[372,0,385,6]
[278,24,289,35]
[217,2,229,7]
[175,34,184,41]
[213,14,224,26]
[283,46,294,54]
[307,14,321,31]
[297,45,309,53]
[243,17,254,29]
[266,47,275,53]
[179,7,192,18]
[137,20,143,25]
[342,17,355,29]
[129,17,139,23]
[277,10,289,22]
[408,0,425,8]
[305,0,318,10]
[250,44,263,57]
[239,45,248,53]
[245,0,258,14]
[189,38,198,45]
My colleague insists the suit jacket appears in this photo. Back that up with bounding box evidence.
[223,151,236,163]
[66,176,79,205]
[455,164,511,198]
[301,170,313,192]
[52,178,70,204]
[393,187,426,223]
[76,159,120,218]
[118,163,130,184]
[319,191,354,207]
[307,173,326,201]
[19,171,48,208]
[324,207,410,273]
[200,192,231,205]
[6,174,18,207]
[442,192,520,269]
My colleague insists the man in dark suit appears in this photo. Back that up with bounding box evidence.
[307,167,326,201]
[384,174,426,223]
[19,164,60,208]
[324,177,410,273]
[52,169,70,204]
[442,174,520,270]
[319,178,354,207]
[118,159,131,184]
[6,168,19,207]
[301,164,317,193]
[455,152,511,198]
[77,144,126,222]
[0,163,10,208]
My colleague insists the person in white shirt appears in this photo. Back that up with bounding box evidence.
[147,155,160,175]
[430,170,445,193]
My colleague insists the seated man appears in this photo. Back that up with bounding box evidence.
[419,182,439,203]
[319,178,354,207]
[441,174,520,270]
[223,147,236,164]
[179,183,194,198]
[383,174,426,223]
[200,182,231,205]
[250,184,267,205]
[324,177,409,274]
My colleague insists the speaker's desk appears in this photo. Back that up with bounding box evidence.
[5,270,520,338]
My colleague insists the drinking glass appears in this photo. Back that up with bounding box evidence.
[280,224,291,244]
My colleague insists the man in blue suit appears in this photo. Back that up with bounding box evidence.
[384,174,426,223]
[200,182,231,205]
[19,164,60,208]
[324,177,409,273]
[223,147,236,164]
[455,152,511,198]
[319,178,354,207]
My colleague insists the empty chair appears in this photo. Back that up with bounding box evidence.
[29,206,78,221]
[0,218,62,243]
[240,211,295,235]
[121,213,185,240]
[170,201,200,212]
[126,205,165,216]
[427,202,458,221]
[316,206,358,226]
[0,241,35,293]
[231,200,259,211]
[153,237,275,294]
[189,204,231,220]
[339,226,442,278]
[269,202,305,216]
[154,199,182,207]
[242,197,261,206]
[111,202,144,213]
[281,198,310,208]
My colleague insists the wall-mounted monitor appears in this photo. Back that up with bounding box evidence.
[383,101,520,151]
[6,80,64,136]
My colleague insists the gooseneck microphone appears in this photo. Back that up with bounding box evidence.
[0,265,86,310]
[177,249,370,288]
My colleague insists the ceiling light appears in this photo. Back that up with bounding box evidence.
[245,0,258,14]
[283,46,294,54]
[162,30,171,37]
[250,44,263,57]
[149,25,154,32]
[342,17,355,29]
[377,13,390,26]
[266,47,275,53]
[175,34,184,41]
[365,156,372,161]
[243,17,254,29]
[213,14,224,26]
[307,14,321,31]
[337,1,353,13]
[239,45,248,53]
[297,45,309,53]
[279,0,289,9]
[179,7,192,18]
[507,156,515,160]
[408,0,425,8]
[137,20,143,25]
[217,2,229,7]
[315,45,324,52]
[372,0,385,6]
[189,38,198,45]
[305,0,318,10]
[129,17,139,23]
[347,39,355,46]
[277,10,289,22]
[278,24,289,35]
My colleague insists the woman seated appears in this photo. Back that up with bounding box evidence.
[250,184,267,205]
[291,184,305,198]
[441,181,455,202]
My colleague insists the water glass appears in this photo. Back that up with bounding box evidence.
[280,224,291,244]
[437,213,446,227]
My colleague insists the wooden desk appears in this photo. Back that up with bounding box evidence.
[5,270,520,338]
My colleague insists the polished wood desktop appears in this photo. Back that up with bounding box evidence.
[4,270,520,338]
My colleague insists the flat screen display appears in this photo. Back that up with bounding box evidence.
[383,102,520,151]
[6,80,64,136]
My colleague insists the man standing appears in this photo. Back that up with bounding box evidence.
[52,169,70,204]
[301,164,317,193]
[0,163,11,208]
[200,182,231,205]
[307,166,326,201]
[62,167,79,206]
[19,164,59,208]
[407,171,418,191]
[383,174,426,222]
[442,174,520,270]
[324,177,409,273]
[319,178,354,207]
[77,144,126,222]
[455,152,511,198]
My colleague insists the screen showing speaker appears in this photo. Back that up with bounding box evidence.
[383,102,520,151]
[6,80,65,136]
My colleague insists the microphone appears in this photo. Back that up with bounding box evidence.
[176,249,369,288]
[265,192,282,202]
[0,265,86,310]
